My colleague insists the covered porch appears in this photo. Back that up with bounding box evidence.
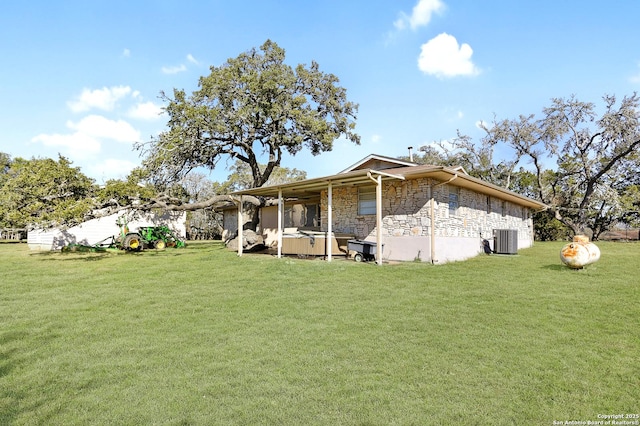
[231,168,406,265]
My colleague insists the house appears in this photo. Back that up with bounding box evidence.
[225,154,547,264]
[27,210,186,251]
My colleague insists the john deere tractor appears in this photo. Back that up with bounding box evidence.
[116,216,185,251]
[137,225,186,250]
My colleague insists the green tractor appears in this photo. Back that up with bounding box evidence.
[116,216,185,251]
[137,225,186,250]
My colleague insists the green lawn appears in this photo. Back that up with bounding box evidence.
[1,241,638,425]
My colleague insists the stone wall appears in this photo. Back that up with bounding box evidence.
[319,177,534,260]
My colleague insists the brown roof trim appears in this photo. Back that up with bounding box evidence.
[232,164,547,210]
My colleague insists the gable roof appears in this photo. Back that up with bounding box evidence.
[233,161,547,211]
[233,154,546,210]
[339,153,417,173]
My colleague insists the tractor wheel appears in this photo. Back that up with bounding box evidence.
[353,253,364,262]
[154,240,166,250]
[124,233,143,251]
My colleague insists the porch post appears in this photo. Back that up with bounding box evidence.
[429,185,436,264]
[326,181,333,262]
[237,196,243,257]
[375,174,383,265]
[277,188,283,258]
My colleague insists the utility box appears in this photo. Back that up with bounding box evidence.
[494,229,518,254]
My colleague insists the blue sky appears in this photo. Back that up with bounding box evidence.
[2,0,640,184]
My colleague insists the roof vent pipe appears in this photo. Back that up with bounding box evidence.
[408,146,414,162]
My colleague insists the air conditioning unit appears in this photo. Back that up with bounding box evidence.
[494,229,518,254]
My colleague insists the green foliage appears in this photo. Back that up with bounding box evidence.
[619,184,640,228]
[402,132,523,190]
[223,159,307,192]
[507,168,538,199]
[533,210,571,241]
[0,156,95,228]
[96,168,157,208]
[1,242,638,424]
[0,152,10,176]
[140,40,359,189]
[485,93,640,236]
[399,94,640,240]
[181,172,225,239]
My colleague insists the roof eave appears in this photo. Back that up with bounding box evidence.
[417,167,548,211]
[232,165,548,210]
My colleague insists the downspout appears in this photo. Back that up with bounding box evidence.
[367,172,383,266]
[430,174,458,264]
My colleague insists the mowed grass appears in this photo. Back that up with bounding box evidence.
[0,241,638,425]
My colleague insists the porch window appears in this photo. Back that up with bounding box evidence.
[358,186,376,215]
[283,203,320,228]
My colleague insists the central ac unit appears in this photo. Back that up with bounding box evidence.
[494,229,518,254]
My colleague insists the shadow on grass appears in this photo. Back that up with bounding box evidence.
[541,264,566,271]
[30,251,115,262]
[31,247,204,262]
[541,263,591,272]
[26,241,228,264]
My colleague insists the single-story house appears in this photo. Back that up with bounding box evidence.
[27,210,186,251]
[224,154,547,264]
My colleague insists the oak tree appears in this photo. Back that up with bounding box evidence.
[485,93,640,237]
[139,40,359,190]
[0,155,95,229]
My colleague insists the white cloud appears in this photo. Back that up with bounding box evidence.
[128,102,164,121]
[31,115,141,165]
[162,54,199,74]
[395,0,445,31]
[122,48,131,58]
[32,87,154,181]
[418,33,480,78]
[187,54,199,65]
[371,134,382,144]
[88,158,139,182]
[31,132,101,158]
[161,64,187,74]
[67,86,132,112]
[67,115,141,143]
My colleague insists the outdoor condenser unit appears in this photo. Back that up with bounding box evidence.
[494,229,518,254]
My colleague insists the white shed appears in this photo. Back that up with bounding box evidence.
[27,210,187,251]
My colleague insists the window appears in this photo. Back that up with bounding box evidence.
[449,188,459,215]
[358,187,376,215]
[486,196,491,214]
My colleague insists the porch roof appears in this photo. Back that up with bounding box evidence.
[232,164,548,211]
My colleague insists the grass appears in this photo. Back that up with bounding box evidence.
[1,241,638,425]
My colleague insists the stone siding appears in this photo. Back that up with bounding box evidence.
[321,177,533,246]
